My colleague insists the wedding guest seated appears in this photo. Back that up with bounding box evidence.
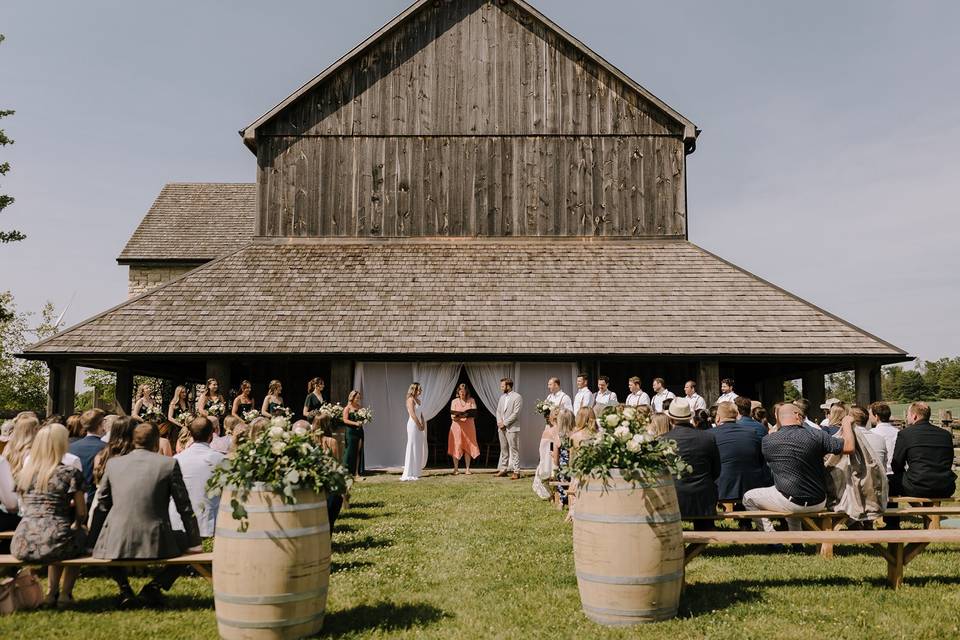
[170,417,224,539]
[692,409,712,430]
[100,413,118,443]
[734,397,768,438]
[65,413,84,443]
[68,408,107,505]
[0,451,21,546]
[869,401,900,478]
[11,424,88,608]
[156,421,175,457]
[214,415,241,454]
[822,402,848,437]
[713,402,767,507]
[567,408,598,521]
[2,414,41,480]
[533,409,562,500]
[554,410,575,507]
[91,422,201,608]
[792,398,822,431]
[662,399,720,530]
[744,403,854,533]
[891,402,956,499]
[850,405,888,473]
[751,406,769,432]
[648,413,670,438]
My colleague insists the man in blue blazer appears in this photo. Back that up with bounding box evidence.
[713,402,767,505]
[735,397,768,439]
[68,408,108,505]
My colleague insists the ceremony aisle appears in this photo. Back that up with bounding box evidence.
[2,473,959,639]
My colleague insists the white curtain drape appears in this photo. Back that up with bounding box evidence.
[464,362,516,416]
[353,362,414,469]
[411,362,463,421]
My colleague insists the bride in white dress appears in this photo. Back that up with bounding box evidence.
[401,383,427,481]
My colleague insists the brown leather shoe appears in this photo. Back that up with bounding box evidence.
[511,472,521,480]
[493,470,507,477]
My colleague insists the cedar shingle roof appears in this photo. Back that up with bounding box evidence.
[117,183,255,263]
[29,239,905,358]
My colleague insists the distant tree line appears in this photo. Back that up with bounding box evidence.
[882,359,960,403]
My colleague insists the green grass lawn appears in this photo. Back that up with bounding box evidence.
[888,399,960,424]
[3,472,960,639]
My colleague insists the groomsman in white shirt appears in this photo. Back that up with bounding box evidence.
[495,377,523,479]
[683,380,707,413]
[651,377,676,413]
[717,378,738,404]
[546,377,574,412]
[594,375,618,411]
[625,377,650,407]
[573,373,595,414]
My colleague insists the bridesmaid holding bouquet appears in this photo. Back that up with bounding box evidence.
[342,390,366,480]
[448,383,480,475]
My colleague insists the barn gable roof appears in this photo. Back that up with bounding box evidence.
[27,239,906,359]
[239,0,698,151]
[117,183,255,264]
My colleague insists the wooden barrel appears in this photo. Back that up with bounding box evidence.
[573,471,684,625]
[214,486,331,640]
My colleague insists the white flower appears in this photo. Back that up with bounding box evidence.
[620,419,631,429]
[285,469,300,485]
[632,432,648,444]
[614,425,631,441]
[626,439,641,452]
[268,426,285,439]
[604,414,620,428]
[270,441,285,455]
[293,424,308,436]
[623,407,636,420]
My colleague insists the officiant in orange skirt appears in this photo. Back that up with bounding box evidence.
[449,383,480,475]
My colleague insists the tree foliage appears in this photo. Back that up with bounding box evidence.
[0,292,61,414]
[881,359,960,403]
[783,379,801,402]
[825,371,855,404]
[0,34,23,248]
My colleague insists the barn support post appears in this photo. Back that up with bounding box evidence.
[761,376,785,407]
[801,370,826,420]
[50,361,76,417]
[205,359,231,397]
[330,360,353,405]
[855,360,882,407]
[698,360,720,406]
[115,367,133,415]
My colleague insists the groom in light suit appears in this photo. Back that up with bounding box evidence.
[495,377,523,479]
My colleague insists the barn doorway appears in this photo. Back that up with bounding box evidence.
[425,369,499,468]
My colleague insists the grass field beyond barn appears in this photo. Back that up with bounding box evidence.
[3,473,960,640]
[887,399,960,425]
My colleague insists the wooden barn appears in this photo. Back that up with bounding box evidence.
[23,0,908,467]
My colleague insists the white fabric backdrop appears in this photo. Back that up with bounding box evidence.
[464,362,516,416]
[355,361,575,469]
[411,363,464,421]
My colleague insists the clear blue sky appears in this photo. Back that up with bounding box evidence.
[1,1,958,361]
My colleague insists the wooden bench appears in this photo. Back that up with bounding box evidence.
[0,552,213,582]
[682,529,960,589]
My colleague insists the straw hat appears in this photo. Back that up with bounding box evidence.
[667,398,692,420]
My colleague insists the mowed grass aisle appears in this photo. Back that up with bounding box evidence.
[3,473,960,639]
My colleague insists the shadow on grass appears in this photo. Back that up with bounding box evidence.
[331,559,374,573]
[59,593,214,613]
[348,500,386,510]
[317,601,449,636]
[333,535,393,554]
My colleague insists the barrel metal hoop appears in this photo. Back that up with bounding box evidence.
[582,603,678,622]
[217,611,325,629]
[573,512,681,524]
[215,524,330,539]
[214,586,329,605]
[219,501,327,514]
[580,478,675,492]
[576,569,685,585]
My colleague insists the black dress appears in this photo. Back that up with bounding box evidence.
[304,392,324,418]
[235,400,254,416]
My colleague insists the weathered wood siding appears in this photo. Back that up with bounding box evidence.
[258,135,685,237]
[256,0,688,238]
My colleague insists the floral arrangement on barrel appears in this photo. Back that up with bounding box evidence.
[535,400,557,421]
[563,404,690,487]
[208,415,348,531]
[241,409,261,423]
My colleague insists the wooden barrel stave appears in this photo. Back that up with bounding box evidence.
[573,472,684,625]
[214,487,331,640]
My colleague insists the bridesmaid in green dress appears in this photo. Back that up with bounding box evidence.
[303,377,326,420]
[231,380,255,418]
[261,379,285,416]
[342,390,365,480]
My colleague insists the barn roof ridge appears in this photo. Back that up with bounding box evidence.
[239,0,698,151]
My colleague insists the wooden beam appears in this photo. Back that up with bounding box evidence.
[52,361,76,417]
[855,360,881,407]
[330,360,353,405]
[698,360,719,406]
[115,367,133,415]
[801,369,825,419]
[761,376,785,407]
[205,359,232,396]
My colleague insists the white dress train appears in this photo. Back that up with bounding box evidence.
[401,400,427,481]
[532,438,554,500]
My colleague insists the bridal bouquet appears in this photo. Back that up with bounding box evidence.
[318,402,345,426]
[176,411,195,428]
[207,401,226,417]
[269,405,293,418]
[242,409,261,423]
[563,404,690,488]
[349,407,374,426]
[143,404,165,422]
[208,415,349,531]
[535,399,557,420]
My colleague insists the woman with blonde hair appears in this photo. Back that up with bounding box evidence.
[342,390,366,480]
[198,378,226,419]
[261,379,285,417]
[2,414,41,479]
[168,385,191,423]
[448,383,480,475]
[132,383,157,420]
[11,424,87,607]
[312,414,345,527]
[401,383,426,481]
[533,408,564,500]
[825,402,848,436]
[648,413,671,438]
